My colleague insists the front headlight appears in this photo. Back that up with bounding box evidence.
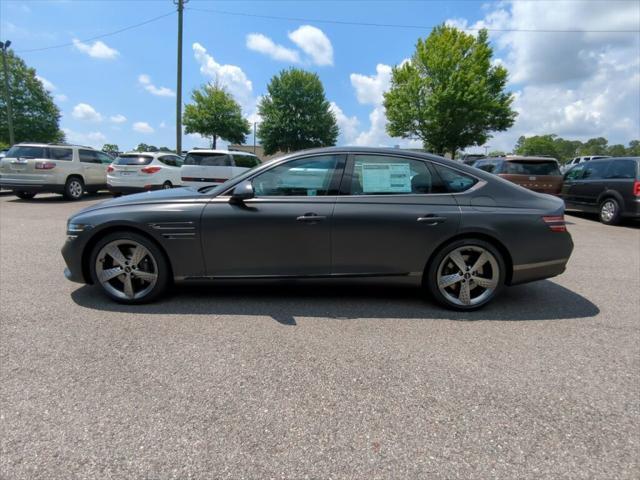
[67,221,92,235]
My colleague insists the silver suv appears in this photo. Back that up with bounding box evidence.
[0,143,113,200]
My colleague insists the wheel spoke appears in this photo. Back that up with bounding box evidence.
[98,267,122,283]
[129,245,148,266]
[439,273,463,288]
[123,275,135,299]
[448,250,467,272]
[104,245,127,267]
[458,281,471,305]
[134,269,157,283]
[471,251,489,273]
[471,275,497,289]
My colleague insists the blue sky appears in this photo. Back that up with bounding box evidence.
[2,0,639,153]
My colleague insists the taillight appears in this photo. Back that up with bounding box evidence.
[35,161,56,170]
[633,180,640,197]
[141,166,161,174]
[542,215,567,232]
[107,164,114,173]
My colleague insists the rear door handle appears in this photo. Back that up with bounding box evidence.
[297,213,327,222]
[417,215,446,225]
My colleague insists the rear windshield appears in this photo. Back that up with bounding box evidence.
[115,155,153,166]
[6,146,47,158]
[184,152,232,166]
[504,161,560,176]
[233,154,260,168]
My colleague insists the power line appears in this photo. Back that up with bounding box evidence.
[186,6,640,33]
[16,10,176,53]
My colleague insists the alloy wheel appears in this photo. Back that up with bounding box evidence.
[436,246,499,307]
[68,180,83,199]
[600,200,616,223]
[95,240,159,300]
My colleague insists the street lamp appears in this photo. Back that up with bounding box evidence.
[0,40,15,146]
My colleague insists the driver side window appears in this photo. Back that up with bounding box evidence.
[252,155,341,197]
[565,164,585,181]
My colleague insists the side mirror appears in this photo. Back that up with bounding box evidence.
[229,180,254,204]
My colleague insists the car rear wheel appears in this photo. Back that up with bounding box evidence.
[599,198,621,225]
[63,177,84,200]
[15,191,36,200]
[90,232,170,304]
[162,181,172,190]
[426,239,505,311]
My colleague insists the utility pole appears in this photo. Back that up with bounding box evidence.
[174,0,187,155]
[0,40,15,146]
[253,122,256,154]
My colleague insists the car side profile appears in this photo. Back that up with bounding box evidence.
[107,151,184,195]
[62,147,573,311]
[180,149,261,188]
[560,155,611,174]
[473,156,563,195]
[0,143,112,200]
[560,157,640,225]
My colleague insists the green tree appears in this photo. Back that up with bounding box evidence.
[607,144,627,157]
[514,134,560,158]
[627,140,640,156]
[183,83,250,149]
[384,25,516,157]
[102,144,119,154]
[488,150,506,157]
[0,50,63,145]
[135,143,157,152]
[258,68,338,155]
[578,137,608,156]
[158,146,175,152]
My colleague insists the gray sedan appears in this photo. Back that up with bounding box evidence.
[62,147,573,310]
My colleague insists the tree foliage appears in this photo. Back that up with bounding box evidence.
[135,143,157,152]
[257,68,338,155]
[183,83,250,149]
[0,50,64,145]
[514,135,640,163]
[384,25,516,157]
[102,144,119,154]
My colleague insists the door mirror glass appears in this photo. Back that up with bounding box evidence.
[229,180,254,204]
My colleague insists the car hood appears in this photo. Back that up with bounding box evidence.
[75,187,205,214]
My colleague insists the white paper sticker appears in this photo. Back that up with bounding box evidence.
[361,163,412,193]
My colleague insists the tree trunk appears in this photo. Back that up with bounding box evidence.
[211,135,217,149]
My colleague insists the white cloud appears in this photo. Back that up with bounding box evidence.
[192,42,255,116]
[36,75,55,91]
[110,114,127,124]
[62,128,106,148]
[72,39,119,60]
[350,64,393,105]
[246,33,300,63]
[329,102,359,144]
[71,103,102,122]
[138,74,175,97]
[133,121,154,134]
[288,25,334,66]
[159,121,167,128]
[54,94,68,103]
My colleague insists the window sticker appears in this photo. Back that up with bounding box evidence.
[361,163,412,193]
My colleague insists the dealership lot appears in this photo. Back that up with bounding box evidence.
[0,193,638,479]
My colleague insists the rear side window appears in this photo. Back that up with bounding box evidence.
[504,161,560,176]
[349,155,436,195]
[184,153,232,166]
[605,160,637,179]
[431,164,478,193]
[96,152,113,164]
[582,161,609,180]
[49,148,73,161]
[6,146,46,158]
[233,154,260,168]
[475,161,499,173]
[79,150,100,163]
[115,155,153,166]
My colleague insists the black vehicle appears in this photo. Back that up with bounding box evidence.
[62,147,573,311]
[560,157,640,225]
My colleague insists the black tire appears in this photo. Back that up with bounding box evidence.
[89,231,170,304]
[599,198,621,225]
[15,191,36,200]
[425,238,506,311]
[63,176,85,200]
[162,181,173,189]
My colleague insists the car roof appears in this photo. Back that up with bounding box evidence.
[589,156,639,162]
[120,151,172,156]
[187,149,257,156]
[14,142,95,149]
[503,155,559,162]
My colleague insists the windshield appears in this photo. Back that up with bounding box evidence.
[115,155,153,166]
[504,161,560,175]
[6,146,47,158]
[198,157,282,194]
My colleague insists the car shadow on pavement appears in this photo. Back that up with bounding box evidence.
[5,192,112,204]
[71,279,599,325]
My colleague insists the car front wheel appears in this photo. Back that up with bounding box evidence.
[64,177,85,200]
[426,239,505,311]
[599,198,621,225]
[89,232,170,304]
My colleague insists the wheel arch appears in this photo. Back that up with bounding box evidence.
[597,189,625,210]
[422,232,514,286]
[81,225,174,284]
[66,173,86,184]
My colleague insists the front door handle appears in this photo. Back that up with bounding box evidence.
[417,215,446,225]
[297,213,327,222]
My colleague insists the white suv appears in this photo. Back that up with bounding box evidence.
[0,143,112,200]
[107,151,184,195]
[180,149,261,188]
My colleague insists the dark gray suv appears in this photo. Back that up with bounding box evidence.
[560,157,640,225]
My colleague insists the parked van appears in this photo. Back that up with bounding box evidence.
[473,156,563,195]
[180,149,261,188]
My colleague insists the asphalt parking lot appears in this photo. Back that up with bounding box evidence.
[0,192,638,479]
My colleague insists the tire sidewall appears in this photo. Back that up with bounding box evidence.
[426,239,506,311]
[89,231,170,304]
[162,181,172,189]
[599,198,620,225]
[64,177,85,200]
